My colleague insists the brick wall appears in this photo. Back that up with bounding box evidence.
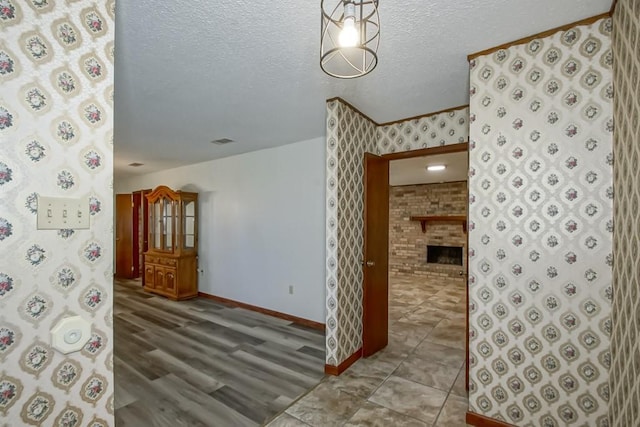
[389,182,467,278]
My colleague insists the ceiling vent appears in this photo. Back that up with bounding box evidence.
[211,138,235,145]
[128,162,144,167]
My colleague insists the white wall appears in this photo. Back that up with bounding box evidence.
[116,137,326,323]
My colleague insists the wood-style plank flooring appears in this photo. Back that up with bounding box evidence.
[114,279,326,427]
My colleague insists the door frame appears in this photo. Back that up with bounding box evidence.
[131,192,142,278]
[362,142,469,387]
[115,193,134,279]
[132,189,151,283]
[362,152,390,357]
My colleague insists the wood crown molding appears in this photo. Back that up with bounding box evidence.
[324,347,362,376]
[197,292,325,331]
[377,104,469,127]
[466,412,517,427]
[326,97,378,125]
[467,12,612,61]
[326,97,468,128]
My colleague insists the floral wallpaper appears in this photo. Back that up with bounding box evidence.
[325,100,468,366]
[468,17,613,426]
[325,100,377,366]
[377,107,469,155]
[610,1,640,426]
[0,0,114,426]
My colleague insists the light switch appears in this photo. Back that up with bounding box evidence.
[37,196,90,230]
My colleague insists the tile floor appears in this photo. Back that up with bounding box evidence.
[267,273,470,427]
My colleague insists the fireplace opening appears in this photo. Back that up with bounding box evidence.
[427,245,463,265]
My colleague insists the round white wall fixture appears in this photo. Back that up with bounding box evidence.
[50,315,92,354]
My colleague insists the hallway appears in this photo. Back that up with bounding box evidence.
[269,273,470,426]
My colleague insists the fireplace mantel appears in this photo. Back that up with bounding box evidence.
[410,215,467,234]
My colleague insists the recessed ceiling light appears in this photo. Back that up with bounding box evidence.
[426,165,446,171]
[128,162,144,167]
[211,138,235,145]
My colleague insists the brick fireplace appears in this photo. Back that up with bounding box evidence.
[389,181,467,279]
[427,245,464,265]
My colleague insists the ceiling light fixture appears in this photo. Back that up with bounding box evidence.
[320,0,380,79]
[426,165,446,172]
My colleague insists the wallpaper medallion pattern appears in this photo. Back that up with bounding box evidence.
[377,107,469,155]
[610,1,640,426]
[0,0,114,425]
[325,100,340,366]
[325,100,468,366]
[325,100,377,364]
[468,18,613,426]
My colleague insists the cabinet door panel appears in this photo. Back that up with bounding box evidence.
[165,269,176,292]
[154,268,165,291]
[144,264,155,288]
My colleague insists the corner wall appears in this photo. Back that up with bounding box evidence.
[468,17,613,426]
[325,100,377,365]
[0,1,114,425]
[610,1,640,425]
[325,101,469,366]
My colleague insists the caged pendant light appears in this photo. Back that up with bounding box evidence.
[320,0,380,79]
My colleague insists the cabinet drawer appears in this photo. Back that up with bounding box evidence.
[145,255,176,267]
[158,258,177,267]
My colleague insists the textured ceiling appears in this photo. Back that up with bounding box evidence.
[114,0,612,176]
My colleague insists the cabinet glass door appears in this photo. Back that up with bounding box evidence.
[183,200,195,249]
[153,200,162,249]
[163,198,173,250]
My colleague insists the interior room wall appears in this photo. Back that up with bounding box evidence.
[324,99,377,366]
[389,182,468,278]
[115,137,326,323]
[468,16,613,426]
[0,1,115,425]
[610,1,640,426]
[377,107,469,154]
[325,101,469,367]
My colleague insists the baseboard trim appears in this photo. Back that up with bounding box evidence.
[324,348,362,376]
[197,292,325,331]
[466,412,516,427]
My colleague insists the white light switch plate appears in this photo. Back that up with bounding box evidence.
[37,196,90,230]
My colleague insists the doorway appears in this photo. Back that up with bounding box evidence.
[362,143,469,389]
[114,190,151,280]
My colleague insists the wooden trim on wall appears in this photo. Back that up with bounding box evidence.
[324,347,362,376]
[466,412,517,427]
[326,97,469,129]
[381,142,468,161]
[467,12,612,61]
[377,104,469,127]
[610,0,618,15]
[197,292,326,331]
[326,97,378,125]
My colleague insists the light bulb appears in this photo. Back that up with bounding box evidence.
[339,17,358,47]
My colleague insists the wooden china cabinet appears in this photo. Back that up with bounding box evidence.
[143,186,198,300]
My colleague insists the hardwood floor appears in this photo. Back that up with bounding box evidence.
[114,278,326,427]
